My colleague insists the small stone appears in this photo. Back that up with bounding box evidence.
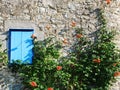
[110,86,119,90]
[42,0,54,7]
[23,9,29,14]
[68,3,76,11]
[88,23,96,30]
[0,17,3,20]
[0,78,4,85]
[24,15,30,20]
[81,15,90,20]
[63,52,67,56]
[39,7,46,13]
[0,20,3,23]
[63,13,68,19]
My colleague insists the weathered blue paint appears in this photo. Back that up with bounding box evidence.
[9,29,34,64]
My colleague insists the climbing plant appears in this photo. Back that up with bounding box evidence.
[19,37,71,90]
[67,8,120,90]
[12,8,120,90]
[0,42,7,66]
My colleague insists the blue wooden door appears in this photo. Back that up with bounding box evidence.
[9,29,34,64]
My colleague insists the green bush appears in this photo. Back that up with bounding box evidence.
[13,9,120,90]
[67,9,120,90]
[19,37,71,90]
[0,43,7,65]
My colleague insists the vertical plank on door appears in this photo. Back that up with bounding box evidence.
[10,31,22,63]
[22,31,34,64]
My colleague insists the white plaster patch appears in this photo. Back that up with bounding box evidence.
[5,20,44,41]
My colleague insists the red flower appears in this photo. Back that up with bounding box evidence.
[31,34,37,39]
[113,62,120,66]
[106,0,110,4]
[45,25,51,30]
[29,81,37,87]
[76,34,83,38]
[71,21,76,27]
[113,63,117,67]
[114,72,120,77]
[47,87,54,90]
[93,58,101,64]
[56,66,62,70]
[63,38,68,44]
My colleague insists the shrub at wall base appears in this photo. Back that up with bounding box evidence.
[11,9,120,90]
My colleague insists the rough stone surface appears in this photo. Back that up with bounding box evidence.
[0,0,120,90]
[0,66,23,90]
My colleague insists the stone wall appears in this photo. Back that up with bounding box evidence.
[0,0,120,90]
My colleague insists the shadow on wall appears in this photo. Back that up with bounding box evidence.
[9,34,34,64]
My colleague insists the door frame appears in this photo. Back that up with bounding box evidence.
[8,29,34,65]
